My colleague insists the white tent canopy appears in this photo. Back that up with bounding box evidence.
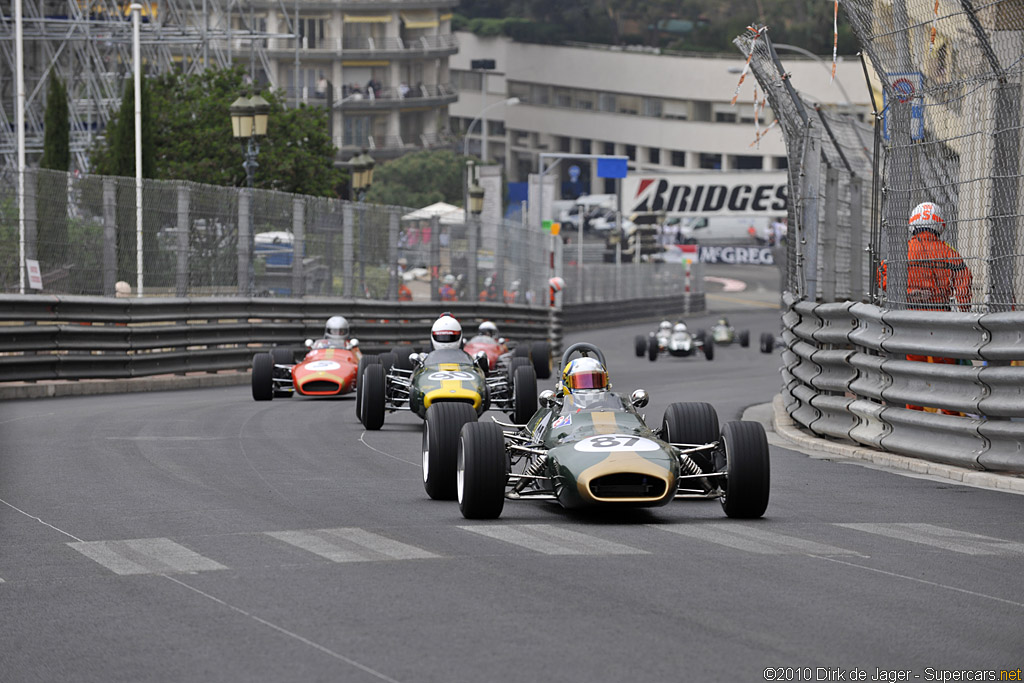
[401,201,465,225]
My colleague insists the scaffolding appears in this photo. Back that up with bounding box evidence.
[0,0,293,173]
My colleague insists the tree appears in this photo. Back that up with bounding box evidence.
[146,66,345,196]
[364,149,470,208]
[39,75,71,269]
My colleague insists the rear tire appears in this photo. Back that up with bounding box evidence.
[760,332,775,353]
[355,354,381,421]
[252,353,273,401]
[458,422,508,519]
[720,421,771,519]
[271,348,293,366]
[359,363,386,430]
[513,344,530,359]
[395,347,415,370]
[507,356,531,384]
[634,335,647,357]
[663,402,719,472]
[422,402,478,500]
[379,352,397,373]
[530,341,552,379]
[512,365,538,424]
[739,330,750,348]
[695,329,706,344]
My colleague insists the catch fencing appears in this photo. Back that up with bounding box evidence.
[738,1,1024,472]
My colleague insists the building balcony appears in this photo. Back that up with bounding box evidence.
[266,33,458,60]
[337,130,454,159]
[337,83,458,111]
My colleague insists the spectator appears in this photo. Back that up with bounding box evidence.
[398,82,410,98]
[479,276,499,302]
[878,201,972,414]
[316,77,328,99]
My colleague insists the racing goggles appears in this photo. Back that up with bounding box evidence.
[567,371,608,390]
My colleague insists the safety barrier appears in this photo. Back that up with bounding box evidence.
[780,293,1024,474]
[0,295,552,383]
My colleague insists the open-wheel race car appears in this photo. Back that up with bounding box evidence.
[454,342,770,520]
[251,316,362,400]
[759,332,781,354]
[462,321,553,380]
[636,321,713,361]
[709,317,750,347]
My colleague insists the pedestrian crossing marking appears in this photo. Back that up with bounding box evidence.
[266,528,439,563]
[836,523,1024,555]
[68,538,227,575]
[650,523,863,555]
[458,524,647,556]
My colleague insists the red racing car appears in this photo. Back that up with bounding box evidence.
[252,338,362,401]
[462,321,552,380]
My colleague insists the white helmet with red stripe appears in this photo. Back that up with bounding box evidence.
[430,314,462,350]
[909,202,945,235]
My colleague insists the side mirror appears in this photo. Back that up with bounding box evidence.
[411,353,425,365]
[630,389,649,409]
[498,337,506,344]
[539,389,556,408]
[349,338,359,348]
[304,339,314,348]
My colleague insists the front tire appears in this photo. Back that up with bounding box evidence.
[507,356,531,384]
[648,337,658,362]
[634,335,647,357]
[511,364,538,424]
[530,341,552,379]
[252,353,274,401]
[355,354,381,421]
[423,402,478,500]
[458,422,508,519]
[359,363,386,430]
[739,330,750,348]
[703,339,715,361]
[760,332,775,353]
[663,402,720,472]
[720,421,770,519]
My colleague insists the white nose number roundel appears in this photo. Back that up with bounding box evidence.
[574,434,660,452]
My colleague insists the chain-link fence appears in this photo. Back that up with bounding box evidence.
[0,166,566,305]
[739,1,1024,312]
[735,29,874,305]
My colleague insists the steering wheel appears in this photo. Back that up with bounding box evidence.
[559,342,607,377]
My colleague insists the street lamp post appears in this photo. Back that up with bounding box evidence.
[349,149,375,296]
[467,171,484,300]
[230,93,270,296]
[463,97,520,159]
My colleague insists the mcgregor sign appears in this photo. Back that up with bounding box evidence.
[623,172,788,217]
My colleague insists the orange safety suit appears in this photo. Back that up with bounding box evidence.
[438,284,458,301]
[878,229,972,414]
[398,283,412,301]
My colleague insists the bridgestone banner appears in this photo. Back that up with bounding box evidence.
[624,172,788,217]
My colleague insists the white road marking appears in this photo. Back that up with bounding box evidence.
[68,538,227,575]
[705,276,747,292]
[836,523,1024,555]
[359,431,419,467]
[267,528,438,562]
[651,523,863,556]
[0,496,83,542]
[458,524,647,556]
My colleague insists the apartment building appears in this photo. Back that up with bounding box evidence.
[449,32,873,192]
[255,0,460,160]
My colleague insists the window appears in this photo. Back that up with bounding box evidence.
[625,145,636,161]
[558,136,571,152]
[580,140,592,154]
[663,100,689,120]
[344,115,372,147]
[510,129,530,147]
[692,101,711,122]
[616,95,639,115]
[554,88,573,108]
[699,153,722,170]
[575,90,595,110]
[456,70,483,91]
[530,84,550,105]
[598,93,616,112]
[670,150,686,167]
[642,98,662,118]
[734,155,764,170]
[487,120,506,136]
[508,81,530,101]
[300,17,327,49]
[648,148,661,164]
[715,111,737,123]
[603,141,615,155]
[774,156,789,170]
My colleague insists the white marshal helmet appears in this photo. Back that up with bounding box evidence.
[431,314,463,350]
[324,315,349,341]
[548,276,565,292]
[442,274,456,285]
[478,321,499,337]
[909,202,945,234]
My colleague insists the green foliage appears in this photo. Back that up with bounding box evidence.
[91,77,155,178]
[144,66,345,196]
[41,76,70,172]
[364,149,469,208]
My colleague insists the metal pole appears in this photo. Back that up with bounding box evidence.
[244,139,259,296]
[16,0,25,294]
[577,208,584,303]
[481,71,488,163]
[132,3,144,296]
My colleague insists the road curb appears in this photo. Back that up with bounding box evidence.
[768,394,1024,494]
[0,371,251,400]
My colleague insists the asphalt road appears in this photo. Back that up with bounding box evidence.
[2,269,1022,682]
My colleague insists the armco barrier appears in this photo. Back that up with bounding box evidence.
[0,296,551,383]
[782,297,1024,474]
